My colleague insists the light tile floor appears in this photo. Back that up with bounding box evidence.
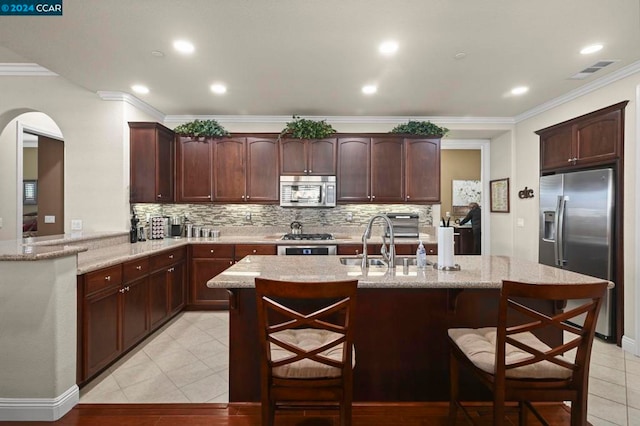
[80,312,640,425]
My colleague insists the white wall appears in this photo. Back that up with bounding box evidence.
[0,77,159,239]
[489,131,514,256]
[514,74,639,345]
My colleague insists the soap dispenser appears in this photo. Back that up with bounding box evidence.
[416,240,427,268]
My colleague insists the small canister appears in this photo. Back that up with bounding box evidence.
[193,226,202,238]
[212,229,221,238]
[201,228,210,238]
[186,224,193,238]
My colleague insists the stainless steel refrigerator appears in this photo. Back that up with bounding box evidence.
[539,168,615,340]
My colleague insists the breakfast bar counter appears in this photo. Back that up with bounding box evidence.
[208,255,607,402]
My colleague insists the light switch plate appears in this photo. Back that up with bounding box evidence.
[71,219,83,230]
[44,215,55,224]
[0,217,3,228]
[517,218,525,227]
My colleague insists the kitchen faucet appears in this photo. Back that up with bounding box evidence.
[361,214,396,269]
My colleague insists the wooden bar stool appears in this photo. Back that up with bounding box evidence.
[255,277,358,426]
[448,279,608,425]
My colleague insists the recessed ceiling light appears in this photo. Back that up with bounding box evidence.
[510,86,529,96]
[379,41,399,56]
[362,85,377,95]
[210,83,227,94]
[131,84,149,94]
[173,40,195,54]
[151,50,165,57]
[580,44,603,55]
[454,52,467,60]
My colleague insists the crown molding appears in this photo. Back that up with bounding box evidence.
[515,59,640,123]
[96,91,165,122]
[164,114,514,126]
[0,63,57,76]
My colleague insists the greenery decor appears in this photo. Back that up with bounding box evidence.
[279,115,336,140]
[390,120,449,137]
[173,119,229,137]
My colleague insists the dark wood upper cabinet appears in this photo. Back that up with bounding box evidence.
[371,137,404,202]
[214,137,246,202]
[337,137,371,202]
[176,136,215,202]
[129,122,174,203]
[537,101,628,172]
[280,138,337,175]
[405,138,441,202]
[246,137,279,202]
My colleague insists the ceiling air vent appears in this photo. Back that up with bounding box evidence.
[569,60,619,80]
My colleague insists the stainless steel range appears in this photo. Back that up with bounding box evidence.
[277,233,337,255]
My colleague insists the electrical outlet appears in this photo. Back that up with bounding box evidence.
[44,215,55,224]
[245,211,251,221]
[346,212,353,222]
[0,217,3,228]
[71,219,83,231]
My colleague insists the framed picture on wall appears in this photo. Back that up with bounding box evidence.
[452,180,481,206]
[23,180,37,205]
[490,178,509,213]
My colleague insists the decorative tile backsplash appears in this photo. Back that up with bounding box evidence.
[132,203,433,230]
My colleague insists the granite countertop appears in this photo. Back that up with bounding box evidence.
[1,227,436,273]
[207,255,611,289]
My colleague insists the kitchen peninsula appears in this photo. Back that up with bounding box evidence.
[208,255,609,402]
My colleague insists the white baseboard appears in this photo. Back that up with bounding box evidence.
[0,385,78,421]
[622,335,638,356]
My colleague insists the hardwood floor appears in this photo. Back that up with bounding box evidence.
[4,402,574,425]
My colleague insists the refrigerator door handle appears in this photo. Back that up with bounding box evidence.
[557,195,567,266]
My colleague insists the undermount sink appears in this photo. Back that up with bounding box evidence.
[339,256,419,267]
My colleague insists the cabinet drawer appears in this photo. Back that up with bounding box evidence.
[192,244,234,259]
[123,257,150,283]
[235,244,277,259]
[150,248,185,271]
[85,265,122,295]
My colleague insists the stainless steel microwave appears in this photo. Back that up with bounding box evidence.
[279,175,336,207]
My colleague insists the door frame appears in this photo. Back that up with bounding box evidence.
[441,139,491,255]
[15,121,64,240]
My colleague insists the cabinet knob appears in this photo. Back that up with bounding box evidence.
[119,288,125,293]
[207,195,211,199]
[157,194,162,198]
[105,275,111,281]
[169,254,174,259]
[242,195,245,199]
[229,261,233,265]
[210,249,215,254]
[126,286,130,291]
[567,158,572,162]
[252,249,257,253]
[247,196,250,199]
[304,169,308,173]
[136,265,142,270]
[406,195,411,199]
[355,249,359,255]
[309,170,312,173]
[371,195,376,200]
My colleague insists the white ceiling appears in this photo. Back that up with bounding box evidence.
[0,0,639,120]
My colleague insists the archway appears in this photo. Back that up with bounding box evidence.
[0,111,64,240]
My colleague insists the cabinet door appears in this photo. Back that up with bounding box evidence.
[129,122,175,203]
[214,137,246,201]
[121,277,149,351]
[176,136,214,202]
[156,126,175,202]
[371,138,404,202]
[405,138,441,202]
[575,108,621,166]
[191,258,234,307]
[84,286,120,378]
[280,139,307,175]
[337,138,370,201]
[169,261,186,314]
[539,126,574,171]
[337,244,382,256]
[148,269,169,330]
[308,138,337,175]
[246,137,279,202]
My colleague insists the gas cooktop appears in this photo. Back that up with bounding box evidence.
[281,233,335,241]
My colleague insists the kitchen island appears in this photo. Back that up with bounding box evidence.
[208,254,608,402]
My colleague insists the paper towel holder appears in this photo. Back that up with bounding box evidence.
[433,263,461,271]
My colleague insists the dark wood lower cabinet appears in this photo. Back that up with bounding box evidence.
[189,244,235,309]
[84,286,120,379]
[79,248,186,384]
